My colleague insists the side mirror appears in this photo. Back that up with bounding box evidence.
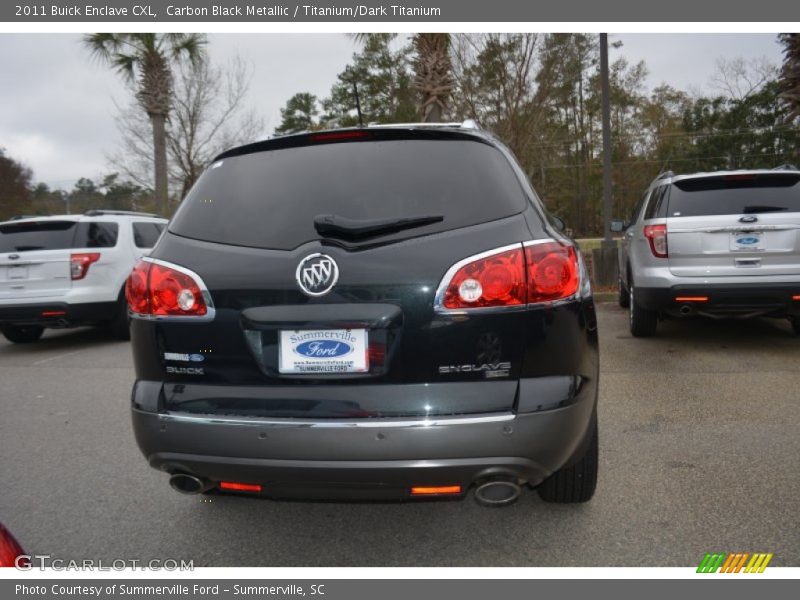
[551,216,566,232]
[610,219,626,233]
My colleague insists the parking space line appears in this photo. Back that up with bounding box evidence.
[32,349,88,365]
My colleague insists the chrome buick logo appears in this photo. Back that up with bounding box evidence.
[296,253,339,297]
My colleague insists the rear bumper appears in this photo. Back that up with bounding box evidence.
[0,301,117,327]
[636,283,800,316]
[131,376,597,500]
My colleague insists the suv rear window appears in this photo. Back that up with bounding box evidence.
[169,139,527,250]
[0,220,118,252]
[668,174,800,217]
[132,222,164,248]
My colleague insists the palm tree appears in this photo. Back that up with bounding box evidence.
[84,33,205,215]
[352,33,453,123]
[412,34,453,122]
[779,33,800,122]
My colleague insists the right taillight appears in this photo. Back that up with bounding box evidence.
[437,240,580,311]
[643,224,668,258]
[125,259,210,318]
[440,246,527,310]
[524,241,580,303]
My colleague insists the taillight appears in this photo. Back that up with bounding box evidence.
[436,240,581,311]
[70,252,100,280]
[125,259,210,318]
[643,224,668,258]
[219,481,262,493]
[441,246,527,310]
[0,522,26,568]
[525,241,580,303]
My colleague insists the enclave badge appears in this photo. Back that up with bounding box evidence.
[296,253,339,297]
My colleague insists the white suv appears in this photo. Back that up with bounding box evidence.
[0,210,168,343]
[615,167,800,337]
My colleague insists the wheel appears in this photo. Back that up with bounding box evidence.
[2,325,44,344]
[537,413,598,503]
[618,273,630,308]
[108,291,131,341]
[790,317,800,336]
[629,279,657,337]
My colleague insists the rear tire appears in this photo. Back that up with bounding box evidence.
[538,413,598,503]
[618,273,630,308]
[629,280,658,337]
[2,325,44,344]
[108,292,131,341]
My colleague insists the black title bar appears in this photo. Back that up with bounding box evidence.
[4,0,800,22]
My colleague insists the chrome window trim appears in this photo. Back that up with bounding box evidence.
[159,411,515,429]
[129,257,216,322]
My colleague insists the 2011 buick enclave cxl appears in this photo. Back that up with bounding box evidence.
[127,122,599,506]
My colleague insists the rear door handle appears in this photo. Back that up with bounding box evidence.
[735,258,761,268]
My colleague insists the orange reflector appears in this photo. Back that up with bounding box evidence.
[410,485,462,496]
[793,295,800,301]
[219,481,262,493]
[41,310,66,317]
[675,296,708,302]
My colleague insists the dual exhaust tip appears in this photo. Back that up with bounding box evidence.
[168,473,523,506]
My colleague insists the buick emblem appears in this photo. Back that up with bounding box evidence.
[296,253,339,297]
[739,215,758,223]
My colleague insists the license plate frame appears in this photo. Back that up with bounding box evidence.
[278,329,369,374]
[730,231,764,252]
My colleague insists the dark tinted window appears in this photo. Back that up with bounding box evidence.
[74,222,118,248]
[644,185,669,219]
[0,220,76,252]
[668,174,800,217]
[133,222,164,248]
[170,139,527,250]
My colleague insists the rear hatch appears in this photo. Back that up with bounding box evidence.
[0,220,75,300]
[666,172,800,277]
[153,130,539,418]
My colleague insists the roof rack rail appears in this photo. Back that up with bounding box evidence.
[772,163,798,171]
[8,215,40,220]
[655,170,675,181]
[84,209,162,218]
[367,119,480,130]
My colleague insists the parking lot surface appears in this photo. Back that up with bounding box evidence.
[1,304,798,567]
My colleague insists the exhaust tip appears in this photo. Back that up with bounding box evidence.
[474,479,521,507]
[169,473,211,495]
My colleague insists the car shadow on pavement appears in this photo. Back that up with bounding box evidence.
[0,326,124,356]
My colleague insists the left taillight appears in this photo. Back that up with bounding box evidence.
[125,260,209,318]
[0,522,26,568]
[437,240,580,311]
[70,252,100,280]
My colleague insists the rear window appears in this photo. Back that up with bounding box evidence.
[169,139,527,250]
[668,174,800,217]
[0,220,117,252]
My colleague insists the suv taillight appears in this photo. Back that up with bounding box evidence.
[525,241,580,303]
[438,241,580,310]
[70,252,100,280]
[441,246,527,310]
[125,260,208,317]
[643,224,668,258]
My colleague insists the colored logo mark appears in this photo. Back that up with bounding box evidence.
[697,552,773,573]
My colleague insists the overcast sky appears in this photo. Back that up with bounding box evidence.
[0,33,784,189]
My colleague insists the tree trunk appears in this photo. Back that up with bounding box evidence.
[151,113,168,215]
[424,102,443,123]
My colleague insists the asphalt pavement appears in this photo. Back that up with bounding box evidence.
[1,304,798,567]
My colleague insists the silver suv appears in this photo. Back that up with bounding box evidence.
[614,167,800,337]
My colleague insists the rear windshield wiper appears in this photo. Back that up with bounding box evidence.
[314,214,444,240]
[742,205,787,214]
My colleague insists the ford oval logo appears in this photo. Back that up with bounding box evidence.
[295,340,353,358]
[736,236,759,245]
